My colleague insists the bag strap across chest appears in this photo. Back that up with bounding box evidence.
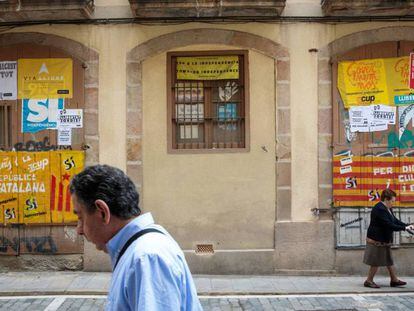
[114,228,164,270]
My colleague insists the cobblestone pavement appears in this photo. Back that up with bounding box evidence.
[0,293,414,310]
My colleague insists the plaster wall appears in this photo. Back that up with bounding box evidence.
[141,47,276,251]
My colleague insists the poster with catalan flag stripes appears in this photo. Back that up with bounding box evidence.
[333,154,414,207]
[0,151,84,224]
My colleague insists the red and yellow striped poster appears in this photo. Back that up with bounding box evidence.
[333,155,414,207]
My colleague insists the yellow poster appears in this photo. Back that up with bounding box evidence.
[177,56,239,80]
[338,56,414,107]
[0,151,84,225]
[18,58,73,99]
[0,153,19,224]
[386,56,410,98]
[338,58,389,108]
[17,152,50,224]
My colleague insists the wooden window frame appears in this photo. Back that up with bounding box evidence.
[167,50,250,154]
[0,102,13,150]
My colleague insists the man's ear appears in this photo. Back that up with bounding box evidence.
[94,199,111,225]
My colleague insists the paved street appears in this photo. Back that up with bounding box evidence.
[1,293,414,310]
[1,272,414,310]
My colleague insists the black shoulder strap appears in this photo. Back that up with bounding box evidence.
[114,228,164,271]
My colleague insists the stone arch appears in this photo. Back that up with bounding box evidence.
[126,28,292,220]
[0,32,99,165]
[317,26,414,210]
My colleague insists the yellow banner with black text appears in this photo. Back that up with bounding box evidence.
[176,56,239,80]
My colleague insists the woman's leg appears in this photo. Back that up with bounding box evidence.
[386,265,398,282]
[366,266,378,282]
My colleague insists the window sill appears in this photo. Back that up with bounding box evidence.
[168,147,250,154]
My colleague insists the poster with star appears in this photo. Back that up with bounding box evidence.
[18,58,73,99]
[0,151,84,225]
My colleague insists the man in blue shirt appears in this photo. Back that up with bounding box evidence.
[70,164,202,310]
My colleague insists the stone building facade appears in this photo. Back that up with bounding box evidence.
[0,0,414,274]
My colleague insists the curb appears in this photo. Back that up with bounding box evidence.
[1,290,414,297]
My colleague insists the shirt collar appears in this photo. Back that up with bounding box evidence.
[106,212,155,268]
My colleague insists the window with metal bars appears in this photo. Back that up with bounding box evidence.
[167,50,248,151]
[0,104,12,150]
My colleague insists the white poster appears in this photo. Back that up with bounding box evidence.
[58,127,72,145]
[349,104,393,133]
[372,104,396,125]
[349,106,371,132]
[57,109,83,128]
[0,61,17,100]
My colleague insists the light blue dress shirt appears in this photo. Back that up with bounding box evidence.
[106,212,202,311]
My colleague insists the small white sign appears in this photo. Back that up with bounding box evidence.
[0,61,17,100]
[57,109,83,128]
[340,156,353,166]
[340,165,352,174]
[58,127,72,145]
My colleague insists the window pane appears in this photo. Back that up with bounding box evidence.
[175,82,204,103]
[176,123,204,143]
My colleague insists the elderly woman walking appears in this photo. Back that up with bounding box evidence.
[363,188,414,288]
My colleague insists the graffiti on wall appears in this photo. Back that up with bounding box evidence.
[333,152,414,207]
[0,235,57,254]
[0,151,84,224]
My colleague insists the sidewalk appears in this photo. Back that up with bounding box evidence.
[0,272,414,296]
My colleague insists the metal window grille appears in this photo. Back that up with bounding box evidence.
[334,207,414,248]
[169,52,247,150]
[0,104,11,150]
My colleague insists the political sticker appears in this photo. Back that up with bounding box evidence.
[57,109,83,128]
[340,156,353,166]
[22,98,64,133]
[340,165,352,174]
[0,61,17,100]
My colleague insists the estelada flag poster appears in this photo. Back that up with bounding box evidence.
[18,58,73,99]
